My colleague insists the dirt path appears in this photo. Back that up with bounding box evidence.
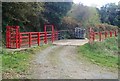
[30,45,118,79]
[53,39,89,46]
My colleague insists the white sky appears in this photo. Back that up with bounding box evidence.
[73,0,119,8]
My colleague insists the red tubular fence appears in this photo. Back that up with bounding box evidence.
[6,25,59,49]
[89,28,118,43]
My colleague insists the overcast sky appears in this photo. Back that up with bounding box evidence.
[73,0,119,8]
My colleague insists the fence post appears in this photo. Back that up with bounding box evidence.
[38,32,40,46]
[99,31,101,41]
[114,30,117,37]
[110,31,112,37]
[93,31,95,41]
[29,33,31,47]
[89,28,93,43]
[105,31,107,39]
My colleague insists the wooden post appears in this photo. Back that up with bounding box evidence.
[38,32,40,46]
[99,32,102,41]
[110,31,112,37]
[16,26,19,48]
[29,33,31,47]
[114,30,117,37]
[105,31,107,39]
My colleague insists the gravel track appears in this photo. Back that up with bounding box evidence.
[30,45,118,79]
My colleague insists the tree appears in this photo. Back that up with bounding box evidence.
[67,3,100,28]
[61,16,78,30]
[99,3,119,26]
[42,2,73,30]
[2,2,44,33]
[2,2,73,32]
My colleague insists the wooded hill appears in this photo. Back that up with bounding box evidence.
[2,2,120,39]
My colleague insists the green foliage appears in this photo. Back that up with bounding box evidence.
[43,2,73,30]
[87,7,100,26]
[67,3,100,28]
[99,2,120,27]
[2,2,44,33]
[61,16,78,30]
[78,37,118,68]
[2,2,72,46]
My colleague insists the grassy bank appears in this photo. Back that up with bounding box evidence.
[2,44,50,79]
[78,37,118,68]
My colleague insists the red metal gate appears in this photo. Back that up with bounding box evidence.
[6,25,59,49]
[89,28,117,43]
[6,26,20,48]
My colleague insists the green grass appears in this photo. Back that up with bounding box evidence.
[78,37,118,68]
[2,44,50,78]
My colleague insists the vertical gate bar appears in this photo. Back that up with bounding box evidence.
[17,26,20,48]
[29,32,31,47]
[16,26,18,48]
[38,32,40,46]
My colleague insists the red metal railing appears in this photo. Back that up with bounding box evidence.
[6,25,59,49]
[89,28,118,43]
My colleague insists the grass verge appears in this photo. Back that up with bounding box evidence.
[2,44,50,79]
[78,37,118,68]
